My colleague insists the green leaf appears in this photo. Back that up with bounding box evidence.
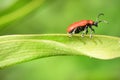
[0,34,120,69]
[0,0,45,27]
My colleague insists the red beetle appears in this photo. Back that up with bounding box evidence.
[67,13,107,38]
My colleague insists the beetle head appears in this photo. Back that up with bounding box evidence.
[93,22,98,27]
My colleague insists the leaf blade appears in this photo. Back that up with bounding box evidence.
[0,34,120,68]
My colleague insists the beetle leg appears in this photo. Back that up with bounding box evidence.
[90,30,93,38]
[89,26,95,38]
[81,30,86,37]
[68,28,77,37]
[81,26,88,37]
[90,27,95,33]
[86,29,88,34]
[81,32,84,37]
[68,33,73,37]
[84,26,88,34]
[89,29,93,38]
[72,28,77,34]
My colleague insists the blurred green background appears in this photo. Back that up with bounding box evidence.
[0,0,120,80]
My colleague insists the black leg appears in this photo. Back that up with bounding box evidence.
[89,26,95,38]
[72,28,77,34]
[68,33,73,37]
[81,26,88,37]
[89,27,95,33]
[85,28,88,34]
[68,28,77,37]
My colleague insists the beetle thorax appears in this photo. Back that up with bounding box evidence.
[88,20,94,25]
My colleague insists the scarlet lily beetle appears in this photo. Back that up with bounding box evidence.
[67,13,107,38]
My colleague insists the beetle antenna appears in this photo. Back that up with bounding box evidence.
[98,20,108,24]
[96,13,104,22]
